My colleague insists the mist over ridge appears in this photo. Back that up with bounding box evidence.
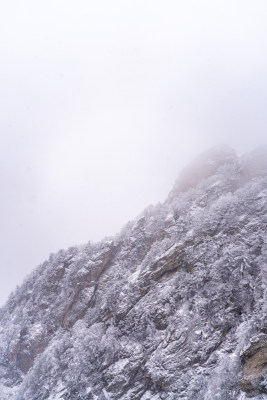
[2,0,267,306]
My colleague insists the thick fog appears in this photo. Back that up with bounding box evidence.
[1,0,267,306]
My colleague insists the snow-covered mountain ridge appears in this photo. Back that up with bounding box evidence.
[1,145,267,400]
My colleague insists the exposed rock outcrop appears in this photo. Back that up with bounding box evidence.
[239,335,267,397]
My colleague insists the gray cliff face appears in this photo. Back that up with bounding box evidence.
[0,146,267,400]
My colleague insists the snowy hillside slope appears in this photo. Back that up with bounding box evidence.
[0,145,267,400]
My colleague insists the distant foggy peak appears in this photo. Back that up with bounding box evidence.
[169,144,237,197]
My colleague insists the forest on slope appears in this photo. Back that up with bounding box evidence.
[0,146,267,400]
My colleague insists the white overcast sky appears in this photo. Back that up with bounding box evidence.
[1,0,267,305]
